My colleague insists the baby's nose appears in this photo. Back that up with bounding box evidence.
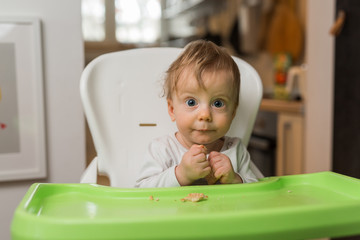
[198,105,212,121]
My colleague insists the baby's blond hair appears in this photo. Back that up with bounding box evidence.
[164,40,240,107]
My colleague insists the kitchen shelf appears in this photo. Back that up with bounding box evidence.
[260,98,304,114]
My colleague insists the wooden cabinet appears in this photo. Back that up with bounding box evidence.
[259,99,305,176]
[276,113,304,175]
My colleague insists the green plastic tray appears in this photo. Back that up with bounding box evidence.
[11,172,360,240]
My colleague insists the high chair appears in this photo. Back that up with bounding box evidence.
[11,47,360,239]
[80,47,264,187]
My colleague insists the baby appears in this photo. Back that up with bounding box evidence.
[135,40,259,188]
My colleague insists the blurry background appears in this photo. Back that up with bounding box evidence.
[81,0,333,184]
[82,0,360,194]
[82,0,305,95]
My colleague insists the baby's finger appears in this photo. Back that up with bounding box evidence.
[208,151,220,158]
[214,166,226,179]
[211,160,223,170]
[190,144,207,155]
[208,154,223,166]
[199,166,212,178]
[193,152,207,163]
[200,161,211,170]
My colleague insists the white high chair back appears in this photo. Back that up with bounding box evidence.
[80,47,263,188]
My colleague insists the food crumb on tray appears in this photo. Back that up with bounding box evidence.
[149,195,159,202]
[181,193,208,202]
[149,195,159,201]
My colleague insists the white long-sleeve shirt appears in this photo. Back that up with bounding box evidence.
[135,133,259,188]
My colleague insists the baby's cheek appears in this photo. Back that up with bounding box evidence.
[176,116,193,133]
[218,116,233,130]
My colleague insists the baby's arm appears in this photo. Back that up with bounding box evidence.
[208,151,243,184]
[175,145,211,186]
[236,144,259,183]
[135,140,181,188]
[136,165,180,188]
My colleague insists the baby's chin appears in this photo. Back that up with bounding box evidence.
[190,133,218,143]
[192,138,221,147]
[191,138,214,146]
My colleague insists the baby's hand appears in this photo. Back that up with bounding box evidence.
[175,145,211,186]
[208,152,243,184]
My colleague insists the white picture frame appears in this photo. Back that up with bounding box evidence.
[0,17,47,181]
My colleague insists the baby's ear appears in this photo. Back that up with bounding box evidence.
[167,99,176,122]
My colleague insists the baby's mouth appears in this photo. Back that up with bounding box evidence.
[195,128,214,132]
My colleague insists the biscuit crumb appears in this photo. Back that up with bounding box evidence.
[181,193,208,202]
[205,170,218,185]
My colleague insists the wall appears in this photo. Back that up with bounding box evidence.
[304,0,335,173]
[0,1,86,239]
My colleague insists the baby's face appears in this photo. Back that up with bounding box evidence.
[167,69,237,149]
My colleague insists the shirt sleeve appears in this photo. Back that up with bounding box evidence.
[236,142,259,183]
[134,139,180,188]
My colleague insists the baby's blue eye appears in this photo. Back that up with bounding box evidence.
[185,99,197,107]
[213,100,225,108]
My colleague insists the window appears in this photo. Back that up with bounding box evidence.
[82,0,105,41]
[82,0,162,44]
